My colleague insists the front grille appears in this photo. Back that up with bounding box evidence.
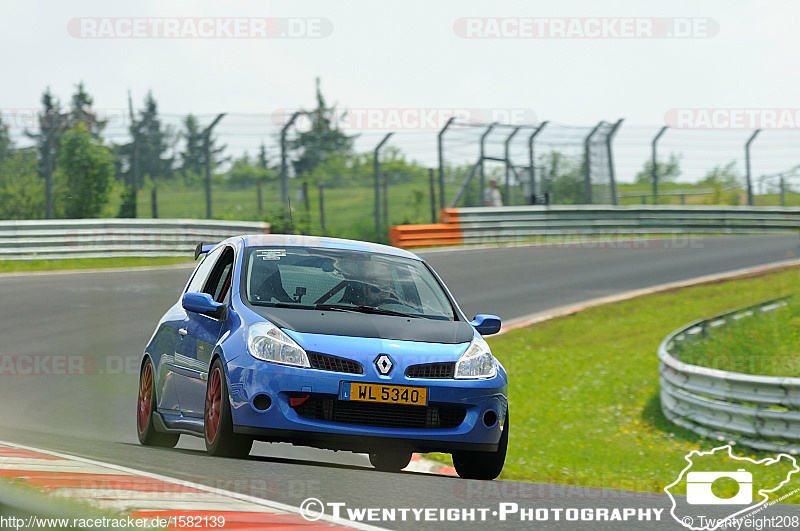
[405,362,455,379]
[293,396,466,429]
[308,353,363,374]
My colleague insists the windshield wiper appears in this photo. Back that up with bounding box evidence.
[315,303,420,318]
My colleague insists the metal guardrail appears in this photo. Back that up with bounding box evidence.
[391,205,800,247]
[658,298,800,454]
[0,219,270,260]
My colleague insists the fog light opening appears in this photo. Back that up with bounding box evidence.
[483,410,498,428]
[289,393,311,407]
[253,394,272,411]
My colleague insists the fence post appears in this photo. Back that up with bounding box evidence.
[479,123,497,206]
[745,129,761,206]
[202,113,225,219]
[318,183,326,232]
[256,180,263,213]
[437,117,455,211]
[504,127,521,205]
[374,132,394,238]
[280,112,301,213]
[528,121,548,204]
[583,122,604,204]
[151,187,158,218]
[606,119,624,206]
[428,168,437,223]
[780,176,786,207]
[651,126,668,205]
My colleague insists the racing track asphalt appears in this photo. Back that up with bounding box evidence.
[0,234,798,530]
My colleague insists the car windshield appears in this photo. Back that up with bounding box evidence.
[243,247,456,321]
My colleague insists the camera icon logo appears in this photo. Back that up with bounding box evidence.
[686,469,753,505]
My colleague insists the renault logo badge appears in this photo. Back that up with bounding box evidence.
[375,355,393,375]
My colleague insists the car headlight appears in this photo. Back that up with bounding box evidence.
[247,322,310,367]
[454,337,497,379]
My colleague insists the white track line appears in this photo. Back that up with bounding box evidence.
[0,439,388,531]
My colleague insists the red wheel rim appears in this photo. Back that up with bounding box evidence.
[137,363,153,434]
[205,367,223,444]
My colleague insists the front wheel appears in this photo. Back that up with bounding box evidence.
[369,450,412,472]
[204,358,253,458]
[452,411,508,480]
[137,359,180,448]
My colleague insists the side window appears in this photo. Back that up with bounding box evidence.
[204,247,235,303]
[186,246,223,293]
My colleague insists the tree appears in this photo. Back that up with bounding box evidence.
[25,88,67,218]
[700,161,742,205]
[0,114,11,167]
[539,151,583,204]
[179,114,225,181]
[135,91,174,184]
[56,123,115,218]
[68,81,106,138]
[288,78,355,176]
[634,153,682,185]
[180,114,204,179]
[0,149,44,219]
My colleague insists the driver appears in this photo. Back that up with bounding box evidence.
[359,260,396,306]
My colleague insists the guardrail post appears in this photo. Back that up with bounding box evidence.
[583,122,604,204]
[651,126,668,205]
[437,117,455,212]
[606,119,624,206]
[479,123,497,206]
[280,112,300,213]
[504,127,521,205]
[528,121,548,204]
[374,132,394,238]
[202,113,226,219]
[745,129,761,206]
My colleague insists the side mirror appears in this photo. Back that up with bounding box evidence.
[182,292,225,319]
[471,314,501,336]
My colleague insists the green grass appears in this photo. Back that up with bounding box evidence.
[676,298,800,377]
[0,256,193,274]
[433,265,800,501]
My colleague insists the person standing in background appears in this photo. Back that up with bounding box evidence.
[483,178,503,207]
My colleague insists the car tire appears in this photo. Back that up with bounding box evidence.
[137,358,180,448]
[369,450,412,472]
[204,358,253,458]
[452,411,508,480]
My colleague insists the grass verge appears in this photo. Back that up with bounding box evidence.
[675,298,800,377]
[430,265,800,501]
[0,256,193,274]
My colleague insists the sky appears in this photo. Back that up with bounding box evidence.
[4,0,800,185]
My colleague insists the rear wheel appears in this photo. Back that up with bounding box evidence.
[369,450,412,472]
[452,411,508,480]
[137,359,179,448]
[204,358,253,458]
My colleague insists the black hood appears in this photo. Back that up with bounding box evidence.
[247,305,474,344]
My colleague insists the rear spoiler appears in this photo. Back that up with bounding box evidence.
[194,243,215,260]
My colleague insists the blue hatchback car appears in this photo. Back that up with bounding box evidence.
[137,235,508,479]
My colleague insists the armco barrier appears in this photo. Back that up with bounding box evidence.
[390,205,800,248]
[659,298,800,454]
[0,219,269,260]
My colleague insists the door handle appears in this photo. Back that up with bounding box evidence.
[178,328,188,336]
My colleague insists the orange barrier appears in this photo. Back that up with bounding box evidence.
[389,223,463,248]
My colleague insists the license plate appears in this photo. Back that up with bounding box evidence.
[340,382,428,406]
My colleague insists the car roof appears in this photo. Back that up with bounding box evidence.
[237,234,422,260]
